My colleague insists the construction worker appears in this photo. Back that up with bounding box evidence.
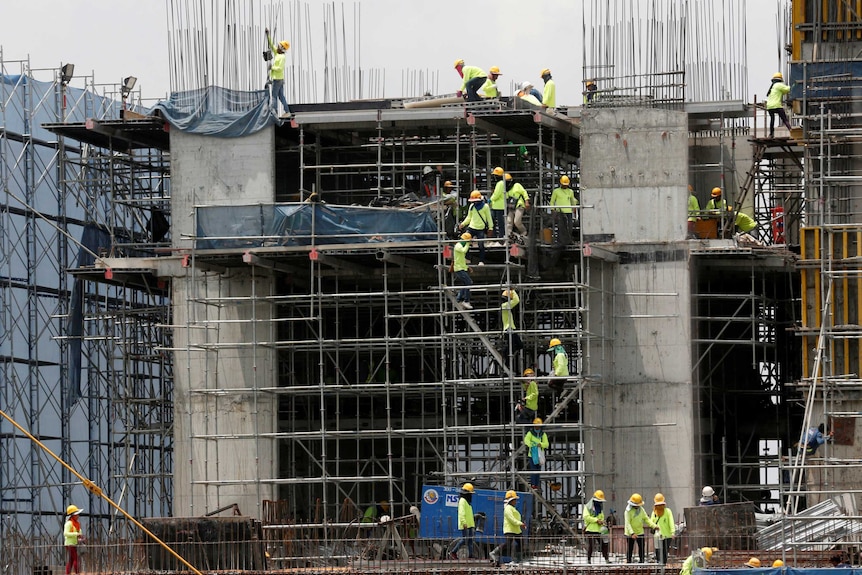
[517,81,542,107]
[362,500,390,523]
[421,165,438,197]
[550,175,578,244]
[766,72,792,138]
[583,490,611,564]
[772,560,785,568]
[624,493,657,563]
[516,367,537,423]
[489,167,507,241]
[705,188,727,213]
[523,418,548,489]
[688,185,701,237]
[540,68,556,109]
[453,232,473,309]
[454,59,488,102]
[499,289,523,362]
[699,485,721,505]
[745,557,762,568]
[680,547,715,575]
[482,66,503,99]
[264,28,291,116]
[650,493,676,564]
[64,505,85,575]
[489,490,525,566]
[548,337,568,394]
[505,174,529,238]
[459,190,492,265]
[584,79,598,104]
[797,423,833,455]
[734,211,763,247]
[441,181,459,239]
[449,482,476,559]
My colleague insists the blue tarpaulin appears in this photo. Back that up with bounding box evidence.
[418,484,533,543]
[152,85,279,137]
[195,203,439,249]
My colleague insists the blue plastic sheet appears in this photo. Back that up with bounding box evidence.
[153,85,278,137]
[418,484,533,543]
[195,203,439,249]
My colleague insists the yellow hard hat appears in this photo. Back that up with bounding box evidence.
[653,493,666,505]
[523,368,535,376]
[548,338,562,350]
[746,557,761,568]
[66,505,81,516]
[279,41,291,51]
[460,232,472,241]
[702,547,715,561]
[593,490,606,501]
[711,187,722,197]
[541,68,551,77]
[772,560,784,568]
[493,166,504,176]
[772,72,783,80]
[489,66,501,75]
[461,482,475,493]
[443,180,454,188]
[505,490,519,501]
[629,493,643,506]
[688,184,694,192]
[502,289,511,298]
[560,175,570,185]
[585,79,596,86]
[504,173,512,182]
[469,190,483,202]
[533,417,543,425]
[454,59,465,68]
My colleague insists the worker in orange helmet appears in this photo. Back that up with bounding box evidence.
[459,190,492,265]
[264,28,291,116]
[454,59,488,102]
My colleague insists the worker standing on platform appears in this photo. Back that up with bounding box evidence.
[584,79,598,104]
[64,505,84,575]
[516,366,537,424]
[506,174,530,238]
[523,418,549,490]
[453,232,473,309]
[705,188,727,213]
[766,72,792,138]
[482,66,503,99]
[540,69,556,109]
[489,168,507,241]
[459,191,492,265]
[680,547,715,575]
[583,490,611,564]
[499,289,523,362]
[650,493,676,564]
[624,493,657,564]
[688,185,701,237]
[548,337,569,394]
[454,59,488,102]
[449,483,476,559]
[550,175,577,244]
[264,28,290,116]
[489,490,525,566]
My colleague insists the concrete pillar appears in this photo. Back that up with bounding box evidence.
[170,129,278,518]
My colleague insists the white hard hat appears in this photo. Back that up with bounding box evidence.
[521,80,533,91]
[422,165,433,175]
[702,486,715,498]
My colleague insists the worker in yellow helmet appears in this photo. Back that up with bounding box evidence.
[64,505,85,575]
[264,28,291,116]
[489,490,525,566]
[583,489,611,564]
[766,72,792,138]
[454,59,488,102]
[650,493,676,564]
[523,417,549,490]
[498,289,523,365]
[624,493,657,563]
[540,68,556,109]
[745,557,762,568]
[584,79,598,104]
[548,337,568,394]
[516,366,537,423]
[489,167,507,242]
[681,547,716,575]
[505,174,530,237]
[482,66,503,99]
[449,483,476,559]
[550,175,578,244]
[453,232,474,309]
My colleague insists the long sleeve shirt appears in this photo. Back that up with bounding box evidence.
[522,379,538,411]
[624,505,657,536]
[459,66,487,91]
[507,183,529,209]
[552,348,569,377]
[490,180,507,210]
[650,508,676,539]
[457,496,475,529]
[503,503,523,534]
[453,241,470,272]
[523,430,548,450]
[766,80,790,110]
[64,519,81,546]
[688,193,701,221]
[582,498,606,534]
[501,290,520,331]
[542,80,556,108]
[460,202,493,231]
[267,36,287,80]
[482,78,499,98]
[550,187,577,213]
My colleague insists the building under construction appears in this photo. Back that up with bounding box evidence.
[1,1,861,573]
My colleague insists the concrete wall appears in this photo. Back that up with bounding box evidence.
[581,107,689,242]
[170,128,278,518]
[171,129,275,250]
[582,107,696,517]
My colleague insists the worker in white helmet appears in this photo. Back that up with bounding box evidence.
[699,485,721,506]
[517,80,542,107]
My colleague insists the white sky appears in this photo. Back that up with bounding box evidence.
[0,0,784,105]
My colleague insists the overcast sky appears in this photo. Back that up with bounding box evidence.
[0,0,784,106]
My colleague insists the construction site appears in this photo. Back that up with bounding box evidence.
[1,1,861,574]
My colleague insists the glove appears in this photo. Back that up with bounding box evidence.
[456,90,463,98]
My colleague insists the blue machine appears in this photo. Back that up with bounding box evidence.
[418,484,533,544]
